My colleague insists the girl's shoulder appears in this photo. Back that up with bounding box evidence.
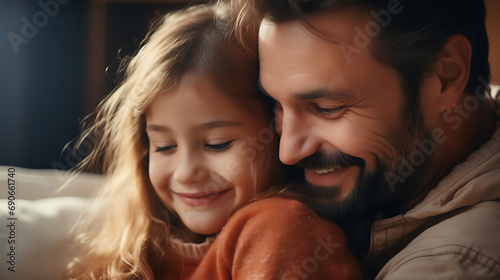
[234,196,311,216]
[230,196,319,222]
[219,196,345,243]
[194,197,362,280]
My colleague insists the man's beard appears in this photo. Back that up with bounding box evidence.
[295,151,381,224]
[295,136,432,225]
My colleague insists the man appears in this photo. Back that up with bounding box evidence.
[242,0,500,278]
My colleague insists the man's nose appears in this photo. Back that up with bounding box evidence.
[173,150,209,185]
[278,111,319,165]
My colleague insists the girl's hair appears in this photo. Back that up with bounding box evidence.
[65,3,279,279]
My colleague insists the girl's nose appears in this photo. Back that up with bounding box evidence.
[173,150,209,184]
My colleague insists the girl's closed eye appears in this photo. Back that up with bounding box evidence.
[206,139,235,152]
[155,144,177,153]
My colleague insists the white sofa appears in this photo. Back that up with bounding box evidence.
[0,166,103,280]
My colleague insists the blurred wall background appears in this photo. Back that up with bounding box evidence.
[1,0,88,170]
[0,0,206,170]
[486,0,500,84]
[0,0,499,170]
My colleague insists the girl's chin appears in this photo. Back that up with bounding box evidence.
[181,215,228,237]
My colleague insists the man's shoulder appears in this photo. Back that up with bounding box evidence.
[379,200,500,279]
[406,200,500,260]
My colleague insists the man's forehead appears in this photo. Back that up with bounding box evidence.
[258,18,304,45]
[259,6,372,47]
[258,17,335,61]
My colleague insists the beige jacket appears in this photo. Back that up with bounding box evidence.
[366,88,500,279]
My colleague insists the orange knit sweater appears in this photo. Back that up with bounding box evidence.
[166,197,362,279]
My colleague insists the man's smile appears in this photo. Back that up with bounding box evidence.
[304,165,360,188]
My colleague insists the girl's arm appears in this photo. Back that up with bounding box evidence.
[192,197,362,279]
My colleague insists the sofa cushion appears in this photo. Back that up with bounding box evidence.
[0,166,103,280]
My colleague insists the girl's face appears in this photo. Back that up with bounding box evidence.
[146,75,273,236]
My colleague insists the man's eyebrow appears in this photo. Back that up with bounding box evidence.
[257,80,354,101]
[295,88,354,100]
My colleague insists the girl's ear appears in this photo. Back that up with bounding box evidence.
[434,34,472,112]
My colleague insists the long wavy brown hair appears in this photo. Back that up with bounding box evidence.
[64,2,279,279]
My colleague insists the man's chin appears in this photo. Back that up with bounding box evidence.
[302,169,378,224]
[303,183,345,205]
[312,187,367,224]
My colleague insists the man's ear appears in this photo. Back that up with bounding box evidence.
[435,34,472,112]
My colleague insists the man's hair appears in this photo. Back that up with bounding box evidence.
[248,0,490,118]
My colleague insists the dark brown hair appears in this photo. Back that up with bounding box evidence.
[240,0,491,128]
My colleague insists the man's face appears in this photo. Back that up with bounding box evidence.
[258,8,428,221]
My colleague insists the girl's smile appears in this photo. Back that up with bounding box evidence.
[172,188,233,207]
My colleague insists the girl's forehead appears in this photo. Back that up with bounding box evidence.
[150,79,232,114]
[167,72,217,94]
[145,83,268,137]
[146,71,265,119]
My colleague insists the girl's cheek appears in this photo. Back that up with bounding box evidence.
[148,157,166,190]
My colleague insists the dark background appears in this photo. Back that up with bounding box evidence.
[0,0,207,170]
[0,0,499,170]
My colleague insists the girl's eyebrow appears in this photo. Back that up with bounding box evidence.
[146,125,171,133]
[200,120,242,130]
[146,120,242,133]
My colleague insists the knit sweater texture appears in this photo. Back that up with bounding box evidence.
[166,197,362,279]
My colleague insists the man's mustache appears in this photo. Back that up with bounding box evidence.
[297,150,364,170]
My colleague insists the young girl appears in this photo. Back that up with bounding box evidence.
[65,3,362,280]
